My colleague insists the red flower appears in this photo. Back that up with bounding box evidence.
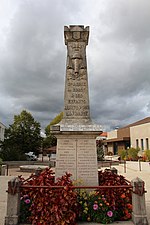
[127,203,132,210]
[121,193,126,199]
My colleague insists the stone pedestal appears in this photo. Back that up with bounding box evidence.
[55,131,99,186]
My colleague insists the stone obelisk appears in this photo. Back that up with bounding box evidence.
[51,25,102,186]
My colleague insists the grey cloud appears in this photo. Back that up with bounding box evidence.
[98,0,150,43]
[0,0,150,132]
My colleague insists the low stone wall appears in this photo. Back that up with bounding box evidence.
[3,161,51,168]
[98,160,119,168]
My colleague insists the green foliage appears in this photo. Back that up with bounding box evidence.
[118,149,127,160]
[128,147,140,161]
[44,112,63,149]
[45,112,63,136]
[0,146,26,161]
[89,193,116,224]
[77,190,116,223]
[97,146,104,161]
[42,134,57,149]
[96,141,104,161]
[0,158,2,174]
[144,150,150,161]
[20,194,32,223]
[0,110,42,161]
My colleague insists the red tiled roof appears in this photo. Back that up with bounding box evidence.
[100,132,107,137]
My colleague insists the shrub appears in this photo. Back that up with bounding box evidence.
[0,146,27,161]
[20,168,78,225]
[89,192,116,223]
[98,170,132,221]
[77,171,132,223]
[118,149,127,160]
[128,147,140,161]
[78,189,116,223]
[77,189,90,222]
[144,150,150,161]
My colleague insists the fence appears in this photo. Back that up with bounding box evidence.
[4,169,149,225]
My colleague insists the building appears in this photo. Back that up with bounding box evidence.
[104,117,150,155]
[0,122,6,142]
[130,119,150,155]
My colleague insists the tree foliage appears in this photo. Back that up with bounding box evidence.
[0,157,2,174]
[43,112,63,149]
[96,140,104,161]
[45,112,63,136]
[0,110,42,160]
[127,147,140,161]
[144,149,150,161]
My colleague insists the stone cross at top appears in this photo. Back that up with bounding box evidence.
[62,25,91,125]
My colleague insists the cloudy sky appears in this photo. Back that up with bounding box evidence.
[0,0,150,132]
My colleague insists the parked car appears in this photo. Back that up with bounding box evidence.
[25,152,37,161]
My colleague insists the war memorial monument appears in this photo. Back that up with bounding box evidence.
[51,25,102,186]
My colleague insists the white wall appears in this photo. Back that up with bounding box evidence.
[130,122,150,154]
[107,130,117,139]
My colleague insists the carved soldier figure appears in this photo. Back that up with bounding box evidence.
[63,25,91,123]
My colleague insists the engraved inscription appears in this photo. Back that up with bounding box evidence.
[77,139,98,185]
[55,139,77,180]
[55,137,98,186]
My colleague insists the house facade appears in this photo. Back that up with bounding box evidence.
[105,117,150,155]
[130,122,150,155]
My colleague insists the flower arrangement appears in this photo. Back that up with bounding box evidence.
[77,189,90,221]
[77,190,116,224]
[98,170,132,221]
[20,194,32,223]
[19,169,132,224]
[89,192,116,224]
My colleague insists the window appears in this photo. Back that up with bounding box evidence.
[141,139,144,150]
[146,138,149,150]
[136,139,139,149]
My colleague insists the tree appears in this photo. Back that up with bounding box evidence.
[0,157,2,174]
[0,110,42,160]
[43,112,63,149]
[96,140,104,161]
[45,112,63,135]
